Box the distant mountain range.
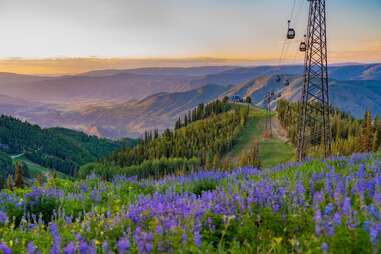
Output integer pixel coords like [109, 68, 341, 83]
[222, 75, 381, 118]
[0, 63, 379, 138]
[15, 84, 227, 138]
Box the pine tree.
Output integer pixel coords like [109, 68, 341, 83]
[15, 162, 24, 188]
[175, 117, 182, 129]
[374, 115, 381, 151]
[361, 111, 374, 152]
[0, 177, 4, 190]
[7, 175, 13, 191]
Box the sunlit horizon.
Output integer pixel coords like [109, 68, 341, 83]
[0, 0, 379, 75]
[0, 55, 379, 76]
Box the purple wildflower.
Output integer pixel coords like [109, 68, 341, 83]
[0, 211, 8, 224]
[0, 243, 11, 254]
[49, 223, 60, 254]
[333, 212, 341, 225]
[117, 239, 129, 254]
[324, 203, 334, 216]
[63, 242, 75, 254]
[342, 197, 352, 216]
[78, 240, 88, 254]
[369, 223, 381, 244]
[321, 242, 328, 253]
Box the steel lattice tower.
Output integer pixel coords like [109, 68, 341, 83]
[296, 0, 330, 161]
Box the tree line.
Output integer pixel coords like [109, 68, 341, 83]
[276, 99, 381, 156]
[80, 100, 251, 179]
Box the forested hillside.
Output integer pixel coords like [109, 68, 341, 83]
[0, 115, 135, 177]
[80, 100, 252, 179]
[276, 100, 381, 156]
[0, 152, 12, 177]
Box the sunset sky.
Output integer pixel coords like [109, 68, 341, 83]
[0, 0, 380, 75]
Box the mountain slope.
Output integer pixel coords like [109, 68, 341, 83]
[0, 64, 379, 104]
[0, 64, 379, 138]
[190, 64, 381, 88]
[223, 75, 381, 118]
[17, 84, 228, 138]
[0, 73, 197, 103]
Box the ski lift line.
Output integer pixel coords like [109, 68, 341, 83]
[279, 0, 296, 64]
[291, 0, 306, 27]
[278, 0, 303, 67]
[289, 0, 297, 20]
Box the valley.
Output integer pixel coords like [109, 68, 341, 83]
[0, 64, 380, 139]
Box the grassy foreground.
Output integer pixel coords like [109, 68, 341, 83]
[0, 152, 380, 253]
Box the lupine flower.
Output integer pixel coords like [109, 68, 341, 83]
[369, 223, 381, 244]
[117, 239, 129, 254]
[314, 209, 322, 236]
[0, 211, 8, 224]
[0, 243, 11, 254]
[102, 241, 110, 254]
[49, 223, 61, 254]
[78, 240, 88, 254]
[333, 212, 341, 225]
[321, 242, 328, 253]
[63, 242, 75, 254]
[342, 197, 352, 216]
[324, 203, 334, 216]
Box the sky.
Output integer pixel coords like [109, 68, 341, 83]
[0, 0, 380, 75]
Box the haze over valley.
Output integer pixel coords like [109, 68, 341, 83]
[0, 63, 380, 138]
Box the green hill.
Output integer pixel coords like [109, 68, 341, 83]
[0, 115, 136, 177]
[0, 151, 13, 177]
[80, 100, 295, 179]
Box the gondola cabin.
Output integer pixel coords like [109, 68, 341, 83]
[299, 42, 306, 52]
[287, 20, 295, 39]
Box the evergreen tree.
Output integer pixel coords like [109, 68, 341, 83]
[15, 162, 24, 188]
[175, 117, 182, 129]
[374, 115, 381, 151]
[7, 175, 13, 191]
[0, 177, 4, 190]
[245, 96, 252, 104]
[361, 111, 374, 152]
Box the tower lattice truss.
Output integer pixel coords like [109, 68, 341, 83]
[297, 0, 331, 161]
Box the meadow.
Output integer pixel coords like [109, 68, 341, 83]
[0, 152, 380, 253]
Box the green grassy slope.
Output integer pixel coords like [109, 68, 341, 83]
[224, 104, 295, 168]
[12, 155, 69, 179]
